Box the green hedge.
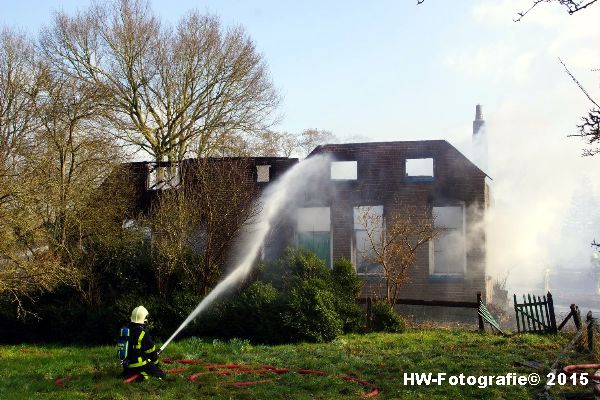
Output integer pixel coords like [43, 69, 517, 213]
[369, 301, 405, 333]
[0, 248, 364, 345]
[194, 249, 363, 344]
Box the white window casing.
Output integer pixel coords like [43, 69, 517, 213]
[353, 206, 384, 275]
[257, 165, 270, 182]
[430, 204, 466, 276]
[297, 207, 331, 232]
[406, 158, 434, 178]
[330, 161, 358, 180]
[296, 207, 332, 268]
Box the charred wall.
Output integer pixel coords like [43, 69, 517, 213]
[308, 140, 487, 303]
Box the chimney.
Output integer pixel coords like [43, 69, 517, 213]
[472, 104, 488, 172]
[473, 104, 485, 137]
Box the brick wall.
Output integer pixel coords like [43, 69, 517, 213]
[309, 140, 487, 303]
[121, 144, 486, 304]
[124, 157, 299, 214]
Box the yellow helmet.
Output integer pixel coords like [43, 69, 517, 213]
[131, 305, 149, 324]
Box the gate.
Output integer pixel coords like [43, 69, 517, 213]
[513, 292, 557, 333]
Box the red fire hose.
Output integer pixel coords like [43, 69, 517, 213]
[53, 377, 70, 387]
[563, 364, 600, 381]
[53, 357, 379, 397]
[119, 358, 380, 398]
[563, 364, 600, 396]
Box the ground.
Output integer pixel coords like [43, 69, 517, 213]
[0, 329, 595, 399]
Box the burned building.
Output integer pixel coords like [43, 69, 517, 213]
[120, 111, 488, 320]
[288, 140, 488, 307]
[121, 157, 298, 214]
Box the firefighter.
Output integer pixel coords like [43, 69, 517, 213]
[122, 305, 166, 381]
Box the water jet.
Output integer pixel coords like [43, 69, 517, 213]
[159, 155, 330, 352]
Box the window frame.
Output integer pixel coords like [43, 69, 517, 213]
[352, 205, 385, 276]
[429, 203, 467, 277]
[256, 164, 271, 183]
[405, 158, 434, 182]
[296, 207, 332, 268]
[330, 161, 358, 181]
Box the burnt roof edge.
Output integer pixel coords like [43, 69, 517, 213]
[307, 140, 492, 180]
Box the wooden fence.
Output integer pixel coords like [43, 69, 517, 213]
[358, 292, 484, 331]
[513, 292, 557, 333]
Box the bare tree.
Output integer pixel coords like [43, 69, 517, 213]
[30, 66, 130, 305]
[418, 0, 599, 157]
[150, 158, 259, 296]
[511, 8, 600, 156]
[209, 131, 252, 157]
[249, 130, 300, 157]
[558, 59, 600, 155]
[0, 25, 132, 312]
[279, 132, 301, 157]
[73, 168, 139, 306]
[32, 69, 121, 247]
[298, 128, 337, 158]
[250, 129, 369, 158]
[416, 0, 598, 20]
[149, 187, 201, 298]
[250, 130, 282, 157]
[355, 202, 437, 305]
[41, 0, 279, 178]
[513, 0, 598, 21]
[0, 28, 41, 204]
[0, 28, 76, 314]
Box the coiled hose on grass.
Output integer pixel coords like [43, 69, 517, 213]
[121, 358, 379, 398]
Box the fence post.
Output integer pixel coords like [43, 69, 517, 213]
[524, 294, 533, 331]
[366, 297, 372, 330]
[571, 304, 582, 330]
[587, 311, 594, 353]
[547, 292, 557, 333]
[477, 292, 484, 332]
[514, 294, 520, 333]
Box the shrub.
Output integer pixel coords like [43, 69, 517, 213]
[280, 278, 343, 343]
[196, 248, 362, 344]
[193, 281, 282, 342]
[369, 301, 405, 333]
[331, 258, 363, 333]
[0, 248, 364, 346]
[260, 247, 332, 290]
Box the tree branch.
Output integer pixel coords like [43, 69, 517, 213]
[515, 0, 598, 21]
[559, 58, 600, 109]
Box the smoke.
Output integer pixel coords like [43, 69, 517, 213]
[456, 106, 600, 303]
[471, 125, 488, 174]
[437, 0, 600, 306]
[160, 154, 331, 351]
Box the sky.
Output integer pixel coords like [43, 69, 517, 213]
[2, 0, 600, 295]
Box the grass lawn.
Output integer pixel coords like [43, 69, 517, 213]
[0, 329, 594, 399]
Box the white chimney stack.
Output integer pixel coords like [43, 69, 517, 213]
[472, 104, 488, 173]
